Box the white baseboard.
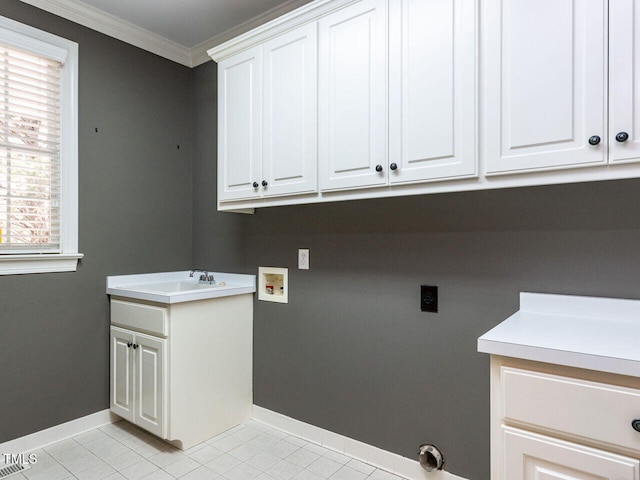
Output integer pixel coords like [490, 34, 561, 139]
[0, 409, 118, 455]
[252, 405, 468, 480]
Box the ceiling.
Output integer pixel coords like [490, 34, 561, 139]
[18, 0, 315, 67]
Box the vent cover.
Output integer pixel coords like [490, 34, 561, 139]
[0, 462, 30, 479]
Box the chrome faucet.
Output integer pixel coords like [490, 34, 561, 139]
[189, 269, 215, 284]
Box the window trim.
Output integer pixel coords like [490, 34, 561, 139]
[0, 16, 82, 275]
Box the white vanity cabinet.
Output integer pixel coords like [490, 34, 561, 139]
[217, 23, 317, 202]
[110, 324, 165, 438]
[109, 294, 253, 450]
[479, 293, 640, 480]
[483, 0, 640, 175]
[491, 358, 640, 480]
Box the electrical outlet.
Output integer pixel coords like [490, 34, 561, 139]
[421, 285, 438, 313]
[298, 248, 309, 270]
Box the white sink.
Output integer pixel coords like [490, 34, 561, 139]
[129, 281, 220, 293]
[107, 271, 256, 304]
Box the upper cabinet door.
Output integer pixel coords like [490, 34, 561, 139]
[389, 0, 477, 184]
[319, 0, 388, 191]
[218, 46, 262, 201]
[483, 0, 606, 175]
[609, 0, 640, 164]
[263, 23, 318, 197]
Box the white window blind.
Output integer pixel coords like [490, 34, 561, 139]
[0, 42, 61, 253]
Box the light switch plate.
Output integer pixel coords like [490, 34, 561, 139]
[298, 249, 309, 270]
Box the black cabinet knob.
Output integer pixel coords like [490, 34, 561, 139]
[261, 180, 268, 187]
[632, 419, 640, 433]
[127, 342, 132, 348]
[616, 132, 629, 143]
[390, 163, 398, 171]
[375, 164, 383, 172]
[588, 135, 601, 146]
[252, 182, 259, 188]
[132, 344, 139, 350]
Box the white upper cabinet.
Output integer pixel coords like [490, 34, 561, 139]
[609, 0, 640, 164]
[318, 0, 388, 191]
[263, 23, 318, 196]
[483, 0, 607, 174]
[389, 0, 477, 184]
[218, 23, 317, 202]
[210, 0, 640, 211]
[217, 46, 262, 201]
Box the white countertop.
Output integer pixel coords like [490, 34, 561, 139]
[478, 292, 640, 378]
[107, 271, 256, 304]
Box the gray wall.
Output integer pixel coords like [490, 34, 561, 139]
[0, 1, 193, 443]
[193, 59, 640, 480]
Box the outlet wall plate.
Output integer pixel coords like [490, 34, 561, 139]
[298, 248, 309, 270]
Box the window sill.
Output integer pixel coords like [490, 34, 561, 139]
[0, 253, 84, 275]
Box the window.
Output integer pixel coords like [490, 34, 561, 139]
[0, 16, 81, 274]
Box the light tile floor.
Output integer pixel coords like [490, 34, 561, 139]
[6, 420, 407, 480]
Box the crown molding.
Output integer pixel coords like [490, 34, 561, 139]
[17, 0, 318, 68]
[18, 0, 193, 66]
[207, 0, 358, 62]
[191, 0, 313, 67]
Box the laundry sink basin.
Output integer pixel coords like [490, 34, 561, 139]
[129, 281, 220, 293]
[107, 271, 256, 304]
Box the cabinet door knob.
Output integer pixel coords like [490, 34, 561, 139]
[588, 135, 601, 146]
[616, 131, 629, 143]
[252, 182, 259, 188]
[127, 342, 132, 348]
[132, 344, 139, 350]
[375, 164, 383, 172]
[390, 163, 398, 171]
[261, 180, 268, 187]
[632, 419, 640, 433]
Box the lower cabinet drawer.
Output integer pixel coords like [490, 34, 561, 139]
[111, 299, 168, 337]
[502, 367, 640, 452]
[504, 426, 639, 480]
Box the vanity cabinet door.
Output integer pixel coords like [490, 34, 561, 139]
[110, 327, 134, 423]
[133, 332, 165, 438]
[483, 0, 606, 174]
[218, 45, 263, 201]
[318, 0, 388, 191]
[110, 326, 165, 438]
[388, 0, 477, 184]
[504, 427, 639, 480]
[262, 23, 318, 197]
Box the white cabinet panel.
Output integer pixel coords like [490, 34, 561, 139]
[389, 0, 476, 183]
[110, 327, 134, 423]
[110, 326, 166, 439]
[483, 0, 606, 174]
[502, 367, 640, 453]
[218, 46, 262, 201]
[609, 0, 640, 164]
[134, 333, 165, 438]
[319, 0, 387, 191]
[504, 427, 639, 480]
[263, 23, 317, 196]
